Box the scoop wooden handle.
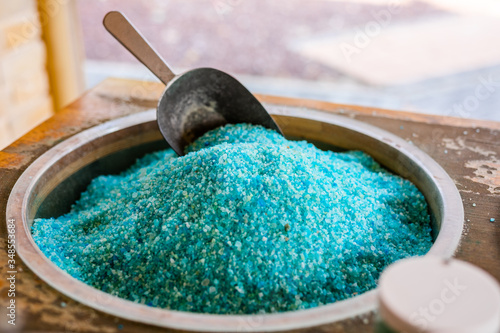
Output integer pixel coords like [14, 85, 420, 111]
[103, 11, 176, 85]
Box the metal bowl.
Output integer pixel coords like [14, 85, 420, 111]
[6, 108, 464, 332]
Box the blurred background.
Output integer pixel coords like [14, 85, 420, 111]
[1, 0, 500, 149]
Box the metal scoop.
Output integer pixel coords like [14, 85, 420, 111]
[103, 11, 282, 156]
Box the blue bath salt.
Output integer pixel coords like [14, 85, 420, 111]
[32, 123, 432, 314]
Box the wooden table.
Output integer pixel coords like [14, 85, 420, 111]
[1, 78, 499, 332]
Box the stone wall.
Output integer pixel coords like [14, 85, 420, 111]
[0, 0, 53, 149]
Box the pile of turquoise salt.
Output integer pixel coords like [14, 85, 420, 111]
[32, 124, 432, 314]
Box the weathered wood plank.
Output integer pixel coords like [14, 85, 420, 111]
[0, 78, 497, 333]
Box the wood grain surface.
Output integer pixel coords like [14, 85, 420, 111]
[0, 78, 498, 333]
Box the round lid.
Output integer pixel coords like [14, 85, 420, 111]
[378, 256, 500, 333]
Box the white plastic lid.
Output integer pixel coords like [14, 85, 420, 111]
[378, 256, 500, 333]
